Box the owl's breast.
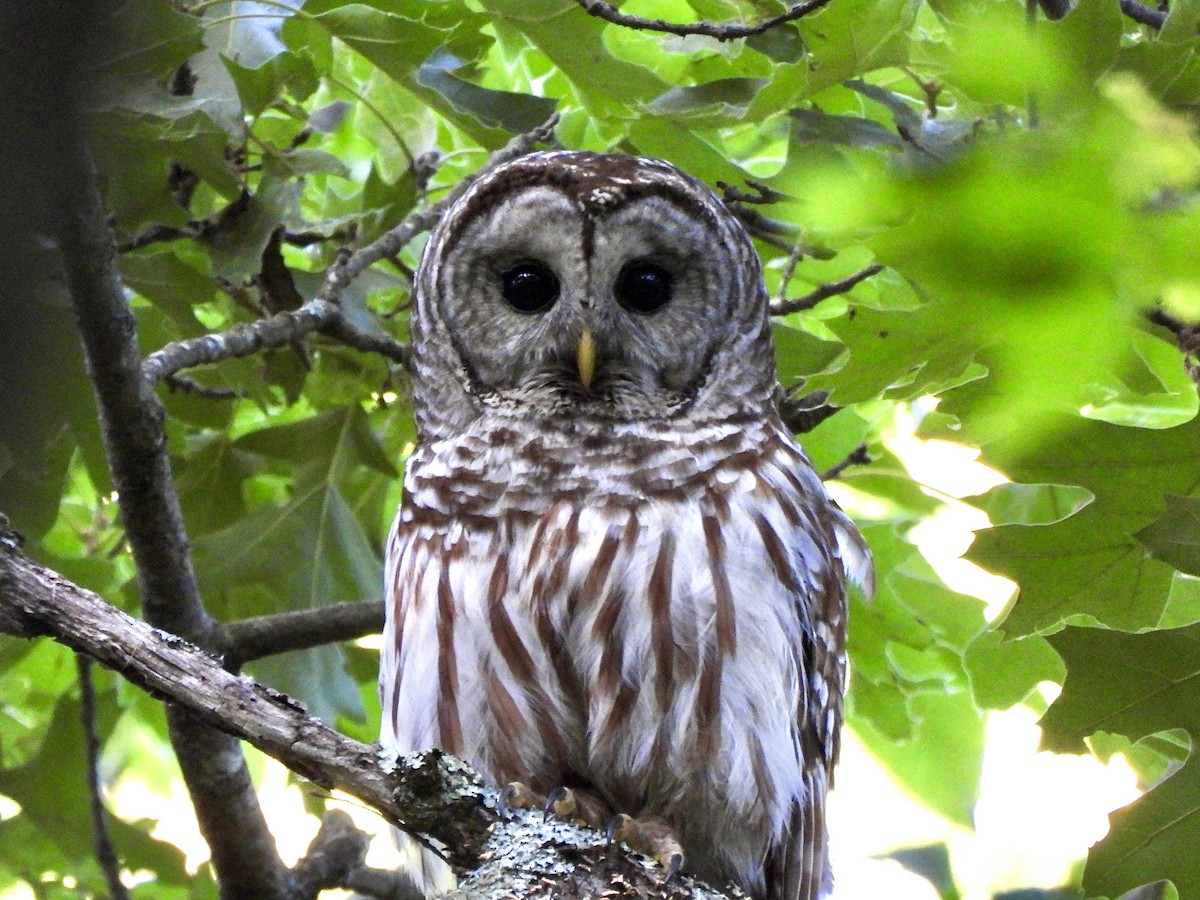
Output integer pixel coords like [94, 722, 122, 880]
[397, 411, 785, 525]
[382, 415, 860, 888]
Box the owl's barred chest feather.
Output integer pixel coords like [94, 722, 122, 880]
[381, 411, 851, 895]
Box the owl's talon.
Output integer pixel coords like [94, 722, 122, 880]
[605, 813, 632, 845]
[544, 786, 577, 822]
[664, 851, 683, 882]
[606, 813, 685, 879]
[498, 781, 541, 818]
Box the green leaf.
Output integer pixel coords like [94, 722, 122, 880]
[416, 48, 558, 133]
[194, 481, 382, 616]
[98, 0, 204, 78]
[485, 0, 666, 115]
[0, 682, 189, 885]
[1043, 624, 1200, 753]
[964, 630, 1064, 710]
[121, 251, 219, 337]
[968, 483, 1094, 527]
[233, 404, 396, 480]
[1137, 495, 1200, 577]
[788, 108, 905, 149]
[199, 173, 301, 284]
[1043, 624, 1200, 897]
[854, 688, 985, 826]
[970, 415, 1200, 634]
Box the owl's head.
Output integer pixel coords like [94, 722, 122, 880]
[408, 151, 777, 440]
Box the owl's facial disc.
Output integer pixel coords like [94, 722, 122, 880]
[417, 152, 773, 427]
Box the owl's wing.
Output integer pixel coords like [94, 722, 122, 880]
[766, 766, 829, 900]
[764, 444, 872, 900]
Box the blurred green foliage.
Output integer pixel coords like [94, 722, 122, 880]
[0, 0, 1198, 896]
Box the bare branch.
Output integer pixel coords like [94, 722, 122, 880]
[218, 599, 385, 670]
[573, 0, 835, 41]
[78, 655, 130, 900]
[0, 539, 741, 900]
[290, 810, 370, 900]
[50, 133, 290, 896]
[343, 866, 423, 900]
[1119, 0, 1166, 28]
[770, 264, 885, 316]
[142, 302, 339, 385]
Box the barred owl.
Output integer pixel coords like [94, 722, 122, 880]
[380, 151, 871, 899]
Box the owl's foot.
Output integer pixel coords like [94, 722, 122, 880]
[607, 813, 684, 880]
[499, 783, 614, 829]
[498, 781, 544, 818]
[543, 786, 611, 828]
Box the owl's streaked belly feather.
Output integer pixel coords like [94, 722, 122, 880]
[380, 413, 850, 895]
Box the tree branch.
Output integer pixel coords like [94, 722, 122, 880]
[78, 654, 130, 900]
[217, 599, 385, 670]
[820, 443, 872, 481]
[49, 131, 290, 896]
[573, 0, 835, 41]
[1119, 0, 1166, 29]
[0, 537, 741, 900]
[770, 264, 885, 316]
[142, 301, 343, 385]
[289, 810, 370, 900]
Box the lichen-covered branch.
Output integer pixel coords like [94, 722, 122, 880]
[573, 0, 834, 40]
[0, 536, 740, 900]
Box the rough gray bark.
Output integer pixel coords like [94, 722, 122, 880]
[48, 131, 290, 897]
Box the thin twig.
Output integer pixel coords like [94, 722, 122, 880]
[821, 443, 872, 481]
[1146, 307, 1185, 335]
[218, 599, 385, 670]
[77, 655, 130, 900]
[1119, 0, 1166, 28]
[164, 373, 243, 400]
[573, 0, 835, 40]
[770, 264, 885, 316]
[115, 223, 194, 252]
[774, 242, 808, 306]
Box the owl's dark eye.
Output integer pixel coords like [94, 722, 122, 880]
[501, 261, 560, 314]
[615, 261, 672, 315]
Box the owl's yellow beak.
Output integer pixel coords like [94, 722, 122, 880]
[576, 327, 596, 390]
